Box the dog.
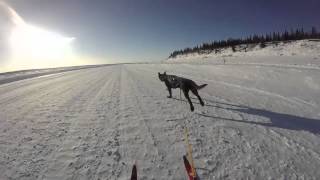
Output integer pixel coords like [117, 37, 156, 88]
[158, 72, 207, 111]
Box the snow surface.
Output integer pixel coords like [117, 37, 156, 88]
[1, 40, 320, 179]
[0, 65, 108, 85]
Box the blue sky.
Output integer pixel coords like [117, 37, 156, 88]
[2, 0, 320, 64]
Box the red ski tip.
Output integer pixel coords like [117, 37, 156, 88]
[183, 155, 198, 180]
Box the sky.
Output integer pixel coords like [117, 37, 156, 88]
[0, 0, 319, 72]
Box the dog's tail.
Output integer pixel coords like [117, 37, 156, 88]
[197, 84, 207, 90]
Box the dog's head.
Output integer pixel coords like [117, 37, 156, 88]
[158, 72, 167, 82]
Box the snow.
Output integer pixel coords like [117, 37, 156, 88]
[0, 65, 108, 85]
[167, 40, 320, 68]
[0, 40, 320, 179]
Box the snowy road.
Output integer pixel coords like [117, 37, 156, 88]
[0, 64, 320, 179]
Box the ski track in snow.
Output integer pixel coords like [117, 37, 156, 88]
[0, 64, 320, 180]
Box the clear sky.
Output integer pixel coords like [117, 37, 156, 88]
[0, 0, 319, 71]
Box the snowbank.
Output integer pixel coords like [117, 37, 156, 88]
[167, 40, 320, 68]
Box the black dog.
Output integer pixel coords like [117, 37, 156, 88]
[158, 72, 207, 111]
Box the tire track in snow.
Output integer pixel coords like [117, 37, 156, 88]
[0, 69, 94, 106]
[93, 66, 123, 179]
[0, 68, 114, 179]
[68, 71, 120, 180]
[118, 67, 167, 179]
[41, 67, 122, 180]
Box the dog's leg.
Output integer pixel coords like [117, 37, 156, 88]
[191, 89, 204, 106]
[167, 87, 172, 98]
[183, 89, 194, 111]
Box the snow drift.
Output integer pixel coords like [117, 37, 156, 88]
[167, 40, 320, 68]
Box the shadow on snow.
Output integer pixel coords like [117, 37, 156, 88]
[171, 97, 320, 135]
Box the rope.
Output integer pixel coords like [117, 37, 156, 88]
[180, 88, 182, 104]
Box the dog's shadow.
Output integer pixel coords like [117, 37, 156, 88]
[171, 97, 216, 108]
[171, 97, 320, 135]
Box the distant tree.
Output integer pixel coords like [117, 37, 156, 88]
[260, 42, 266, 48]
[311, 26, 317, 38]
[231, 45, 236, 52]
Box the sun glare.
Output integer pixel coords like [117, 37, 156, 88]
[0, 2, 95, 72]
[9, 23, 76, 69]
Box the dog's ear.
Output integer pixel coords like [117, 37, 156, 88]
[158, 72, 160, 75]
[164, 71, 166, 75]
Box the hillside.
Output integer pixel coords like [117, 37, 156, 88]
[166, 40, 320, 67]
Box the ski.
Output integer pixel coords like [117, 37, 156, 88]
[131, 164, 137, 180]
[184, 127, 198, 180]
[183, 155, 198, 180]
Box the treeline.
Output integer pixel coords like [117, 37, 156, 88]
[169, 27, 320, 58]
